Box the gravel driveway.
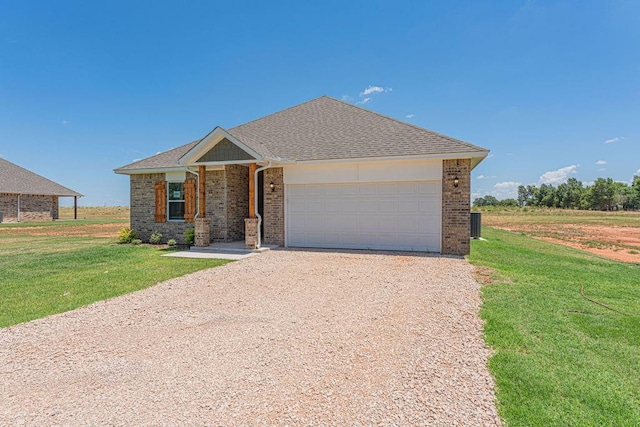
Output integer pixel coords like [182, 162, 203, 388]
[0, 250, 500, 426]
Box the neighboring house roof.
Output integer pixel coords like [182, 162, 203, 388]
[115, 95, 488, 173]
[0, 157, 82, 197]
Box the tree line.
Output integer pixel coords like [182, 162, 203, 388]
[474, 176, 640, 211]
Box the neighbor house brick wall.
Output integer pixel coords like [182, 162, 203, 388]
[225, 164, 249, 241]
[0, 194, 18, 222]
[130, 173, 193, 243]
[52, 196, 59, 220]
[0, 193, 56, 222]
[441, 159, 471, 256]
[263, 167, 284, 246]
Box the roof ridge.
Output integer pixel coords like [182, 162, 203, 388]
[323, 95, 487, 152]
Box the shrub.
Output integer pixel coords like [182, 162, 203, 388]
[131, 239, 142, 245]
[167, 238, 177, 247]
[117, 227, 137, 244]
[184, 228, 195, 245]
[149, 231, 163, 245]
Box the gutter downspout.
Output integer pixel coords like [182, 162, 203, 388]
[17, 194, 21, 222]
[254, 162, 272, 249]
[184, 167, 199, 220]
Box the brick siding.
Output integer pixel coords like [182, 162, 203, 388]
[0, 193, 56, 222]
[130, 166, 250, 244]
[225, 164, 249, 241]
[441, 159, 471, 255]
[263, 167, 285, 246]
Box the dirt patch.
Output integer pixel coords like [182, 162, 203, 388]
[494, 224, 640, 264]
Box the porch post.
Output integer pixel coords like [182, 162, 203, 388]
[198, 165, 206, 217]
[245, 163, 258, 248]
[74, 196, 77, 220]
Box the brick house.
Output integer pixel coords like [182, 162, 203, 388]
[115, 96, 489, 255]
[0, 158, 82, 222]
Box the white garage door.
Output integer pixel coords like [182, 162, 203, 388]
[286, 181, 441, 251]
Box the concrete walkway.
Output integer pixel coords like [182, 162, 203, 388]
[162, 241, 278, 260]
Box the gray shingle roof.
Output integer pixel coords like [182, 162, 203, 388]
[0, 158, 82, 197]
[115, 96, 488, 172]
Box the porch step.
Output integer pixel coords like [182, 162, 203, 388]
[189, 241, 277, 254]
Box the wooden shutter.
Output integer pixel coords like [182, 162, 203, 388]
[184, 179, 196, 223]
[154, 181, 166, 223]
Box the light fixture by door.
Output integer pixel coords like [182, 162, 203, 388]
[453, 176, 459, 188]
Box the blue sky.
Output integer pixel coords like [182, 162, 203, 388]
[1, 0, 638, 205]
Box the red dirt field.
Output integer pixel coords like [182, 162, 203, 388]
[492, 224, 640, 264]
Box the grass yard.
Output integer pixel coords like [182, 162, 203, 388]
[0, 216, 228, 328]
[470, 227, 640, 426]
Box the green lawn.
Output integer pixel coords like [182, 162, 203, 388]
[470, 228, 640, 426]
[0, 221, 228, 328]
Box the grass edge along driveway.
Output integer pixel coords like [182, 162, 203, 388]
[0, 228, 228, 328]
[469, 227, 640, 427]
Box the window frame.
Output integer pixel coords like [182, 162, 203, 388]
[167, 181, 186, 222]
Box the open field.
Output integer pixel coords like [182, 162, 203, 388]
[58, 205, 130, 220]
[470, 228, 640, 426]
[0, 215, 227, 328]
[477, 208, 640, 263]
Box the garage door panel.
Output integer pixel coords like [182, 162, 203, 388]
[287, 181, 441, 252]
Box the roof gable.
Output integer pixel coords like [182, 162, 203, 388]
[196, 138, 255, 162]
[0, 158, 82, 197]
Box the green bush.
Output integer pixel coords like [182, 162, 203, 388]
[184, 228, 195, 245]
[167, 238, 177, 247]
[117, 227, 137, 244]
[149, 231, 163, 245]
[131, 239, 142, 245]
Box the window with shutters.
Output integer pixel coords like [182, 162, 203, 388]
[167, 182, 185, 221]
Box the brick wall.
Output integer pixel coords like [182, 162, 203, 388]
[130, 173, 192, 243]
[0, 193, 56, 222]
[205, 170, 227, 241]
[0, 194, 18, 222]
[129, 166, 251, 243]
[263, 167, 285, 246]
[441, 159, 471, 255]
[225, 164, 249, 241]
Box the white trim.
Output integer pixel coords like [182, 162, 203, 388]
[178, 127, 263, 165]
[114, 165, 225, 175]
[288, 151, 489, 166]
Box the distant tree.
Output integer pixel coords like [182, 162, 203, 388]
[500, 198, 519, 207]
[586, 178, 616, 210]
[556, 178, 584, 209]
[630, 176, 640, 210]
[517, 185, 535, 206]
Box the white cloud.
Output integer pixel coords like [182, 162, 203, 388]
[595, 160, 607, 165]
[340, 95, 352, 102]
[538, 165, 579, 185]
[406, 114, 415, 119]
[605, 136, 624, 144]
[132, 158, 141, 162]
[491, 181, 522, 199]
[356, 97, 371, 105]
[360, 86, 384, 96]
[476, 175, 496, 180]
[599, 168, 607, 171]
[62, 120, 69, 125]
[636, 169, 640, 176]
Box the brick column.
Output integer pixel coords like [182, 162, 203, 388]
[441, 159, 471, 255]
[194, 217, 211, 247]
[245, 218, 258, 248]
[263, 168, 285, 246]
